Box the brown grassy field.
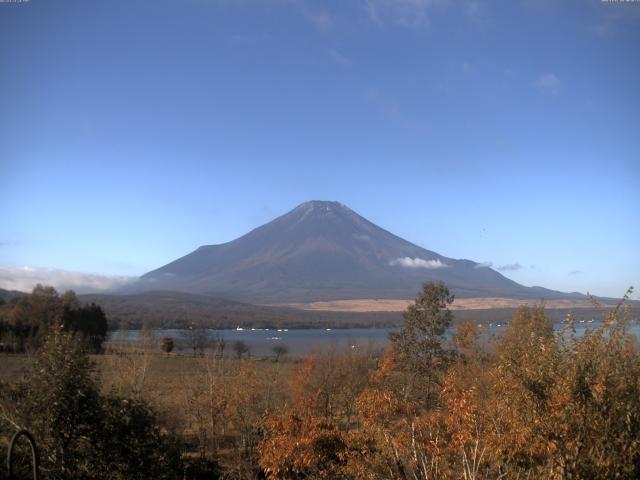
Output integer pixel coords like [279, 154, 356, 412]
[274, 297, 619, 312]
[0, 354, 33, 383]
[0, 350, 297, 477]
[0, 352, 294, 411]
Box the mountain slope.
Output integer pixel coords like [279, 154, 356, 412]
[0, 288, 27, 303]
[136, 201, 582, 303]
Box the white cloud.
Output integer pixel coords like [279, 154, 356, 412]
[464, 0, 490, 26]
[284, 0, 335, 31]
[364, 0, 448, 27]
[0, 266, 137, 294]
[363, 0, 488, 28]
[302, 9, 334, 30]
[534, 73, 562, 94]
[328, 49, 352, 66]
[474, 261, 493, 269]
[497, 263, 524, 271]
[390, 257, 448, 269]
[362, 87, 428, 132]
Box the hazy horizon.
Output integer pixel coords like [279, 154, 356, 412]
[1, 1, 638, 298]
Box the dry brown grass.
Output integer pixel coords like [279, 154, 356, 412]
[0, 351, 293, 402]
[0, 350, 296, 476]
[273, 297, 616, 312]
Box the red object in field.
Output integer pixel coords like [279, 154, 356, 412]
[160, 337, 174, 353]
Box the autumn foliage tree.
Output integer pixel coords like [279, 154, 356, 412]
[484, 294, 640, 479]
[259, 349, 376, 479]
[388, 281, 454, 408]
[342, 282, 457, 478]
[259, 283, 639, 480]
[439, 292, 640, 480]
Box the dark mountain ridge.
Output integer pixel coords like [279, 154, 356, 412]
[135, 201, 585, 303]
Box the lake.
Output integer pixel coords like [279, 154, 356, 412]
[107, 320, 640, 356]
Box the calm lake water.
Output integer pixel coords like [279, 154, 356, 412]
[107, 321, 640, 356]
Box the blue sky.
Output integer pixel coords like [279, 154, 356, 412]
[0, 0, 638, 298]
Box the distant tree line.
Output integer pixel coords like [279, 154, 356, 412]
[0, 284, 108, 353]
